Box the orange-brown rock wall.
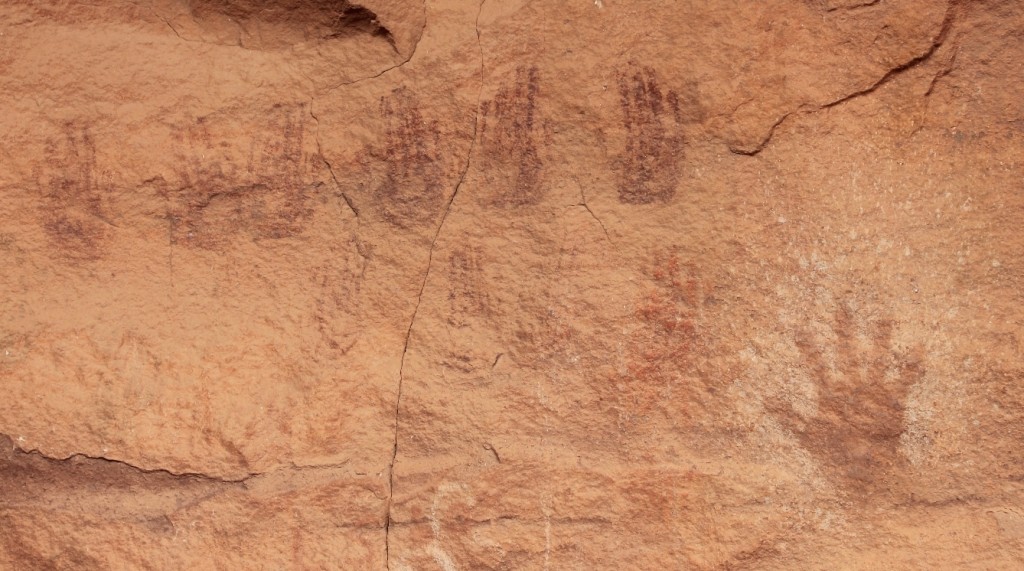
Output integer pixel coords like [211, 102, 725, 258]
[2, 0, 1024, 568]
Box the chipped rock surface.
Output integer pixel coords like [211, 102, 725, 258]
[1, 0, 1024, 568]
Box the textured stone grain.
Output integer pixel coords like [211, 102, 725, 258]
[2, 0, 1024, 569]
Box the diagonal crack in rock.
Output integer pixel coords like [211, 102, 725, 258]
[731, 0, 962, 156]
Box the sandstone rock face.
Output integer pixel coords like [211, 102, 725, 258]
[2, 0, 1023, 568]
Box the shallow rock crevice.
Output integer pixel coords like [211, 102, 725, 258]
[731, 0, 963, 155]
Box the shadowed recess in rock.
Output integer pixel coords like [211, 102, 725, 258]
[173, 0, 395, 51]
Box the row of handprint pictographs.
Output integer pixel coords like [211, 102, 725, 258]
[35, 103, 322, 258]
[370, 63, 691, 227]
[34, 62, 690, 255]
[167, 103, 316, 248]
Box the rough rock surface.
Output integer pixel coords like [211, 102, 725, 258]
[2, 0, 1024, 568]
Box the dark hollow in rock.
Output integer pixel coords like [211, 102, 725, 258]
[185, 0, 395, 50]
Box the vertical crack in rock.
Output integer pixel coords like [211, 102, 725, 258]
[309, 98, 360, 219]
[908, 44, 960, 139]
[731, 0, 962, 155]
[924, 45, 959, 97]
[572, 174, 613, 245]
[383, 2, 487, 568]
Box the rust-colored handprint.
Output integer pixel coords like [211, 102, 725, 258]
[616, 65, 685, 205]
[771, 304, 925, 492]
[39, 123, 109, 261]
[479, 65, 545, 207]
[374, 87, 445, 227]
[170, 103, 315, 247]
[446, 246, 489, 327]
[599, 253, 709, 429]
